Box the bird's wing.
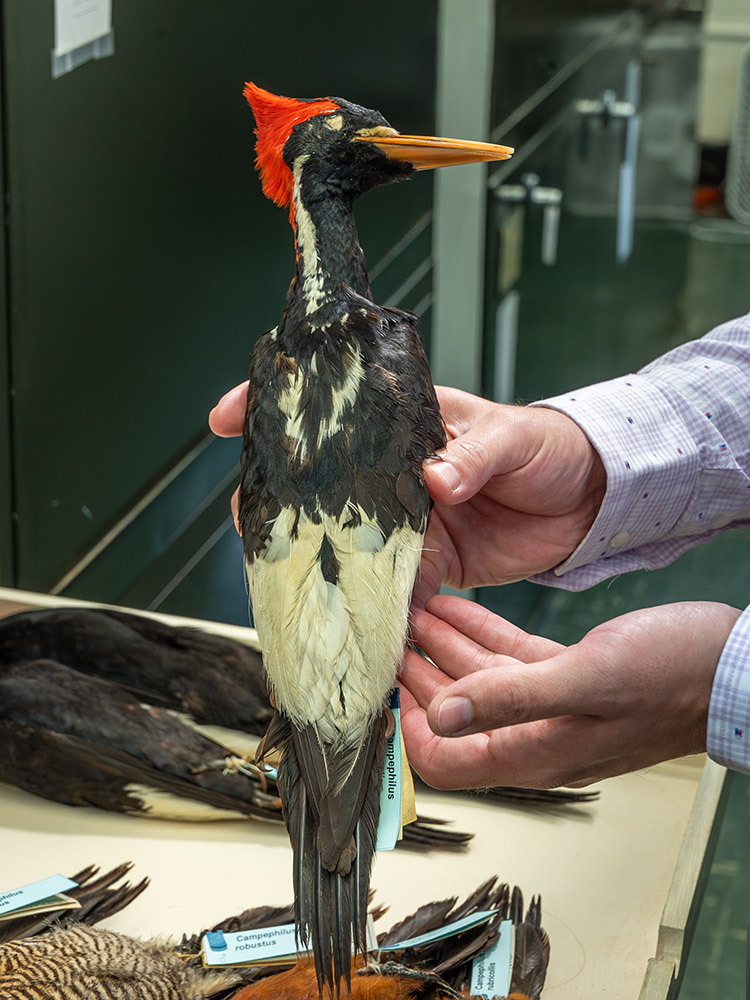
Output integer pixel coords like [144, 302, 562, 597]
[0, 607, 271, 734]
[510, 894, 550, 1000]
[0, 659, 282, 822]
[0, 718, 280, 822]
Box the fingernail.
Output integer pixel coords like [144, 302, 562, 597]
[430, 459, 461, 493]
[437, 696, 473, 734]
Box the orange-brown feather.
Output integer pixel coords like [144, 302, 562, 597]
[231, 957, 535, 1000]
[231, 959, 424, 1000]
[243, 83, 338, 217]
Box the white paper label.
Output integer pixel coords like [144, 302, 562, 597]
[54, 0, 112, 57]
[202, 923, 299, 966]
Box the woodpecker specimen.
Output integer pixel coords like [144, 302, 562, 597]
[0, 657, 284, 822]
[0, 627, 470, 847]
[3, 871, 548, 1000]
[238, 84, 512, 996]
[0, 864, 225, 1000]
[0, 606, 272, 734]
[226, 879, 549, 1000]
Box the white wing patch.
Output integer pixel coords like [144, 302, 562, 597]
[123, 784, 247, 822]
[316, 349, 364, 447]
[247, 504, 422, 743]
[277, 347, 365, 461]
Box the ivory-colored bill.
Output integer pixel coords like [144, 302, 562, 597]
[356, 132, 514, 170]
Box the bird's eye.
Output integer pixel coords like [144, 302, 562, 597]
[322, 114, 344, 131]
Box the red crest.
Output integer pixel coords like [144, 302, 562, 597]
[244, 83, 338, 216]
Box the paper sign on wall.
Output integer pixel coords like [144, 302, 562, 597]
[52, 0, 114, 78]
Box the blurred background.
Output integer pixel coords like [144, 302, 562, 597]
[0, 1, 749, 995]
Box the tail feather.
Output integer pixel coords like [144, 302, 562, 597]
[510, 892, 550, 1000]
[267, 709, 387, 997]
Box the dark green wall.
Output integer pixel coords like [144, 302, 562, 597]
[0, 1, 437, 594]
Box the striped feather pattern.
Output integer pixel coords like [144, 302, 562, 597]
[0, 925, 238, 1000]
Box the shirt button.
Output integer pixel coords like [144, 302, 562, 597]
[610, 531, 631, 547]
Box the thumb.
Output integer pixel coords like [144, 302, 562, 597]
[425, 430, 505, 504]
[427, 647, 597, 736]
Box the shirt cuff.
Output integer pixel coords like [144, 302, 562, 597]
[707, 605, 750, 774]
[529, 373, 701, 585]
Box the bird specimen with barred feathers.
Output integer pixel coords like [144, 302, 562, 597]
[1, 865, 549, 1000]
[0, 863, 238, 1000]
[237, 83, 512, 997]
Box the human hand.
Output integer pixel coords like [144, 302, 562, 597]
[208, 381, 249, 531]
[414, 387, 606, 605]
[209, 383, 607, 581]
[399, 595, 742, 789]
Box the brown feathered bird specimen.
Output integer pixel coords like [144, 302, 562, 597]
[0, 864, 237, 1000]
[0, 863, 148, 946]
[0, 863, 239, 1000]
[192, 878, 549, 1000]
[1, 868, 549, 1000]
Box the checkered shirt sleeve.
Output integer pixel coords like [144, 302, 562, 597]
[525, 311, 750, 773]
[707, 607, 750, 773]
[529, 311, 750, 591]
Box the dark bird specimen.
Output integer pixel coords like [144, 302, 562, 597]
[0, 640, 469, 847]
[0, 606, 272, 734]
[0, 657, 284, 822]
[219, 878, 549, 1000]
[2, 869, 548, 1000]
[238, 83, 512, 997]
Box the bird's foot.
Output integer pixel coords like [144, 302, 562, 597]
[358, 960, 461, 998]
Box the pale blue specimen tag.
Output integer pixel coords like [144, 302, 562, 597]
[375, 688, 402, 852]
[0, 874, 78, 919]
[378, 909, 496, 952]
[202, 919, 379, 968]
[202, 922, 299, 967]
[470, 918, 514, 998]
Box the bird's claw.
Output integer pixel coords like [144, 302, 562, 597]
[358, 960, 461, 998]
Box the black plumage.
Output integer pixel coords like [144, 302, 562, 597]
[0, 607, 271, 733]
[235, 83, 515, 998]
[0, 658, 281, 821]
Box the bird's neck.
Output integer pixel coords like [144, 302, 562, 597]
[290, 162, 371, 319]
